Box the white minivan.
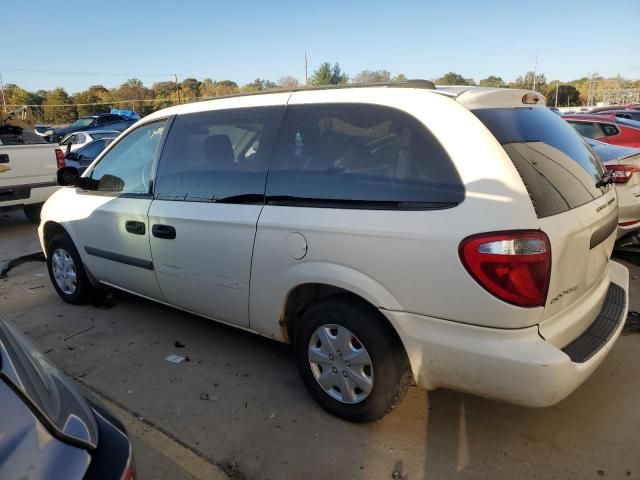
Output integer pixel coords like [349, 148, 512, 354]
[40, 83, 629, 422]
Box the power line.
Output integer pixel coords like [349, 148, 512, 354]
[0, 66, 185, 78]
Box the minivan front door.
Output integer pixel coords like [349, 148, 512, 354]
[148, 101, 286, 327]
[71, 119, 168, 300]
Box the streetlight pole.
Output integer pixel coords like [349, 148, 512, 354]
[0, 72, 6, 113]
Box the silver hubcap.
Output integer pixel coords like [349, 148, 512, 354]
[308, 324, 374, 404]
[52, 248, 77, 295]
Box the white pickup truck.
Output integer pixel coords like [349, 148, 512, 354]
[0, 116, 62, 223]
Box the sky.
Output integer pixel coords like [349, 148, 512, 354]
[3, 0, 639, 94]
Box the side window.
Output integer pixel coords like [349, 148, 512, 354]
[90, 120, 166, 194]
[154, 106, 283, 202]
[74, 133, 85, 144]
[266, 103, 464, 207]
[78, 140, 106, 159]
[599, 123, 620, 137]
[569, 121, 602, 139]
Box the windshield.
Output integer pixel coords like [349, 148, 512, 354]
[70, 117, 95, 128]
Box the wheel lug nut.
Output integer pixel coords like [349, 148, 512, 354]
[332, 367, 337, 373]
[342, 371, 348, 377]
[329, 354, 334, 361]
[337, 350, 342, 356]
[345, 361, 351, 367]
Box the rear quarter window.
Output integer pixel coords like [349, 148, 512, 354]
[266, 103, 464, 209]
[474, 108, 608, 218]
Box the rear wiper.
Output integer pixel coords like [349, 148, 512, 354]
[595, 171, 615, 189]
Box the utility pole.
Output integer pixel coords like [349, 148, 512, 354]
[0, 72, 6, 113]
[174, 74, 182, 105]
[532, 49, 539, 91]
[555, 80, 559, 107]
[304, 52, 308, 85]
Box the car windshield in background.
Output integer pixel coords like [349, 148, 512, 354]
[585, 138, 640, 163]
[473, 107, 607, 218]
[70, 117, 95, 128]
[91, 132, 118, 139]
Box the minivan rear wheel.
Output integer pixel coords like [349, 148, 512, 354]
[294, 297, 412, 422]
[47, 233, 96, 304]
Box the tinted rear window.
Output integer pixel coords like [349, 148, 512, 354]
[266, 103, 464, 209]
[473, 107, 608, 218]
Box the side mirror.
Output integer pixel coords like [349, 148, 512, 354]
[57, 166, 80, 186]
[65, 142, 71, 155]
[66, 151, 78, 160]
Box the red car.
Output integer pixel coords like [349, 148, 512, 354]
[563, 114, 640, 148]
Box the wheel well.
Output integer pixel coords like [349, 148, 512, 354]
[281, 283, 403, 348]
[42, 222, 67, 254]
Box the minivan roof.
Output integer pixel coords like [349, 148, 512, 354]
[143, 82, 544, 122]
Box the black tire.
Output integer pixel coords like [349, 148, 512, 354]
[294, 296, 412, 422]
[23, 203, 43, 224]
[46, 232, 96, 304]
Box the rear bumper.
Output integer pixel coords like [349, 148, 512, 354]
[382, 260, 629, 407]
[0, 183, 58, 207]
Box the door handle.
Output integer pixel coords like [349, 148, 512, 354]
[125, 220, 145, 235]
[0, 154, 9, 163]
[152, 224, 176, 239]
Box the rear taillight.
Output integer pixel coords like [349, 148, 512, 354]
[605, 164, 640, 183]
[120, 454, 135, 480]
[459, 230, 551, 307]
[55, 148, 65, 169]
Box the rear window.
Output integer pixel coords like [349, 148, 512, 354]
[474, 107, 608, 218]
[266, 103, 464, 209]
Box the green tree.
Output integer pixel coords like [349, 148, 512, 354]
[43, 88, 76, 124]
[180, 78, 201, 98]
[311, 62, 348, 86]
[354, 70, 391, 84]
[113, 78, 154, 115]
[479, 75, 506, 88]
[392, 73, 408, 82]
[510, 71, 547, 92]
[545, 83, 581, 107]
[435, 72, 471, 86]
[200, 79, 239, 97]
[242, 78, 277, 92]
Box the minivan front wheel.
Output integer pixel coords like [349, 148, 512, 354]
[294, 297, 412, 422]
[47, 233, 96, 304]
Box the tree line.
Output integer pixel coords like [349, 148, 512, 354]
[2, 62, 638, 125]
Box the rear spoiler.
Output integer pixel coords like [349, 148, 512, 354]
[436, 87, 547, 110]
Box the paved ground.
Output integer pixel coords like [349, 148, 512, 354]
[1, 209, 639, 480]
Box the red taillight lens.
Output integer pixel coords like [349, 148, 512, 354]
[459, 230, 551, 307]
[120, 455, 135, 480]
[605, 164, 640, 183]
[55, 148, 65, 169]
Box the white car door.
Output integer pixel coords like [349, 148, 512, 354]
[147, 98, 286, 327]
[69, 119, 169, 300]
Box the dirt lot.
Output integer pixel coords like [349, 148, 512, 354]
[1, 209, 639, 480]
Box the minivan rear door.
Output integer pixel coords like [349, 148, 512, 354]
[148, 98, 286, 328]
[473, 106, 617, 342]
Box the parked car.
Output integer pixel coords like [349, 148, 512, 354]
[34, 124, 52, 137]
[41, 84, 629, 422]
[0, 315, 134, 479]
[49, 114, 137, 143]
[563, 113, 640, 148]
[65, 138, 116, 173]
[0, 122, 63, 223]
[597, 109, 640, 122]
[59, 130, 120, 153]
[590, 104, 640, 114]
[585, 138, 640, 238]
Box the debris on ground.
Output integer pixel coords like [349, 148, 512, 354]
[63, 325, 95, 341]
[174, 340, 185, 348]
[624, 311, 640, 335]
[200, 392, 210, 400]
[165, 354, 187, 364]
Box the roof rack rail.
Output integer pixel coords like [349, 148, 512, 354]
[194, 79, 437, 104]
